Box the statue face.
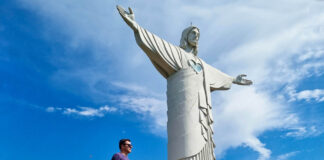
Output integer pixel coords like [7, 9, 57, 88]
[187, 28, 199, 47]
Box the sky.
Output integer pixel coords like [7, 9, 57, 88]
[1, 0, 324, 160]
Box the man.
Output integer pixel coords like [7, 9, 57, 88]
[111, 139, 132, 160]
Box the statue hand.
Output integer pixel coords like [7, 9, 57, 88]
[116, 5, 137, 31]
[233, 74, 253, 85]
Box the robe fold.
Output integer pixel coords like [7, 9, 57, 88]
[134, 24, 234, 160]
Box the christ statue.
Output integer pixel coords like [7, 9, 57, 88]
[117, 6, 252, 160]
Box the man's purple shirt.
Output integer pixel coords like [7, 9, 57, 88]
[111, 152, 129, 160]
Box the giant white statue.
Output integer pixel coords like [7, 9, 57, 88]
[117, 6, 252, 160]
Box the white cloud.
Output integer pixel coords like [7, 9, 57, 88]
[46, 106, 56, 112]
[18, 0, 324, 159]
[276, 151, 299, 160]
[213, 87, 298, 159]
[46, 106, 63, 112]
[245, 137, 271, 160]
[286, 127, 307, 137]
[111, 82, 167, 136]
[46, 105, 117, 118]
[46, 81, 167, 135]
[298, 47, 324, 62]
[295, 89, 324, 102]
[111, 81, 163, 98]
[286, 126, 321, 138]
[119, 95, 167, 136]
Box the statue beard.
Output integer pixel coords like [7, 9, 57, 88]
[189, 42, 198, 56]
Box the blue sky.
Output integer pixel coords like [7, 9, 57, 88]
[1, 0, 324, 160]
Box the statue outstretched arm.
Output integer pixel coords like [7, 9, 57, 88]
[202, 61, 252, 91]
[117, 5, 138, 32]
[203, 62, 234, 91]
[116, 5, 184, 78]
[233, 74, 253, 85]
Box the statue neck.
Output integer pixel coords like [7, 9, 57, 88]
[185, 45, 198, 56]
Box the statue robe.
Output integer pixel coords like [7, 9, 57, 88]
[134, 24, 234, 160]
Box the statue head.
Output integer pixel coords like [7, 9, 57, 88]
[180, 26, 200, 55]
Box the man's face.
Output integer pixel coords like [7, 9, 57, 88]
[121, 141, 132, 154]
[187, 28, 199, 47]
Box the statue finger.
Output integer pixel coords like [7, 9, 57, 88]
[116, 5, 124, 13]
[117, 5, 126, 16]
[129, 7, 134, 14]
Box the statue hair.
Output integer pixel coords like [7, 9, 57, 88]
[179, 26, 200, 55]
